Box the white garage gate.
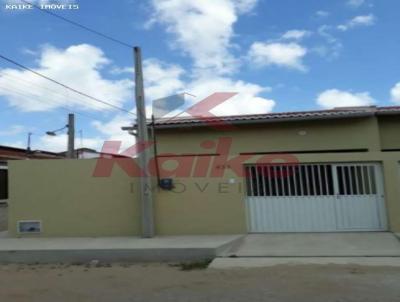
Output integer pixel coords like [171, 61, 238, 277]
[245, 163, 387, 232]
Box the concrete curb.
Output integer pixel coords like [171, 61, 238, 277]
[215, 235, 245, 256]
[0, 235, 243, 264]
[209, 257, 400, 269]
[0, 248, 218, 264]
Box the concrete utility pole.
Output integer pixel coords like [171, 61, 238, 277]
[67, 113, 75, 159]
[26, 132, 32, 153]
[134, 46, 155, 238]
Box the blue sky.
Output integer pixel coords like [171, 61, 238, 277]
[0, 0, 399, 152]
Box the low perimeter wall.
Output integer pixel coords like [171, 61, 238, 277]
[7, 152, 400, 237]
[8, 158, 247, 237]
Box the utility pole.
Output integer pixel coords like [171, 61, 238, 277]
[26, 132, 32, 154]
[67, 113, 75, 159]
[134, 47, 154, 238]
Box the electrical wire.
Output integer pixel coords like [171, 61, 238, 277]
[0, 53, 136, 116]
[5, 1, 156, 127]
[0, 71, 114, 112]
[0, 84, 104, 122]
[0, 75, 104, 119]
[21, 0, 135, 49]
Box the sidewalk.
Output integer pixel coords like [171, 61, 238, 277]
[0, 235, 242, 263]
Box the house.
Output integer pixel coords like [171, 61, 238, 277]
[58, 148, 131, 159]
[5, 105, 400, 237]
[0, 145, 61, 204]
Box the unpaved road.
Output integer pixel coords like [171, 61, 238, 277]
[0, 263, 400, 302]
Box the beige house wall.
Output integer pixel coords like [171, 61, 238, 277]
[8, 159, 141, 237]
[154, 152, 400, 235]
[7, 115, 400, 237]
[156, 117, 382, 154]
[379, 116, 400, 150]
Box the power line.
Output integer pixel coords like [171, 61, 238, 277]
[0, 53, 136, 116]
[21, 0, 134, 49]
[0, 71, 113, 112]
[0, 84, 105, 122]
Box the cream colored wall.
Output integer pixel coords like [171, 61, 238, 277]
[379, 116, 400, 150]
[8, 159, 141, 237]
[156, 117, 381, 155]
[154, 152, 400, 234]
[7, 153, 400, 237]
[381, 158, 400, 232]
[7, 116, 400, 236]
[155, 174, 247, 235]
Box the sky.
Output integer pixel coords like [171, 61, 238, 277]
[0, 0, 399, 153]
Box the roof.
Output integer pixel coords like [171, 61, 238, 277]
[0, 145, 62, 160]
[58, 148, 97, 155]
[58, 148, 131, 159]
[123, 105, 400, 130]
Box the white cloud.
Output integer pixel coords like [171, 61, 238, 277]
[347, 0, 365, 7]
[143, 59, 185, 101]
[316, 25, 343, 58]
[40, 69, 277, 153]
[0, 125, 25, 136]
[337, 14, 375, 31]
[149, 0, 259, 74]
[248, 42, 307, 71]
[88, 59, 185, 153]
[282, 30, 311, 41]
[235, 0, 258, 13]
[111, 59, 185, 104]
[145, 0, 274, 116]
[1, 140, 25, 149]
[390, 82, 400, 104]
[2, 0, 278, 151]
[113, 61, 275, 118]
[316, 10, 330, 17]
[37, 133, 103, 153]
[82, 59, 186, 150]
[92, 114, 134, 152]
[185, 75, 275, 116]
[316, 89, 375, 108]
[0, 44, 132, 112]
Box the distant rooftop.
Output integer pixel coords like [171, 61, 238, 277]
[0, 145, 62, 160]
[122, 105, 400, 130]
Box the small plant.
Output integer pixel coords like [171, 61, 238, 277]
[177, 259, 212, 271]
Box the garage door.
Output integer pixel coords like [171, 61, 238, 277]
[245, 163, 387, 232]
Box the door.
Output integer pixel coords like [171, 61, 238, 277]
[245, 163, 387, 232]
[0, 165, 7, 202]
[333, 164, 386, 230]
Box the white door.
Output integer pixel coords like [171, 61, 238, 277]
[245, 163, 387, 232]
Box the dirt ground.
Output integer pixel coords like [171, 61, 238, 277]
[0, 204, 7, 232]
[0, 263, 399, 302]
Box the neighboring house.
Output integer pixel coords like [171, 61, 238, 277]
[6, 105, 400, 237]
[59, 148, 130, 159]
[76, 148, 105, 159]
[0, 145, 61, 204]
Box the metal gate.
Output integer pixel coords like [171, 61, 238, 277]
[245, 163, 387, 232]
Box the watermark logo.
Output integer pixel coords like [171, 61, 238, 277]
[3, 0, 79, 10]
[93, 136, 299, 178]
[93, 92, 299, 179]
[153, 92, 238, 130]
